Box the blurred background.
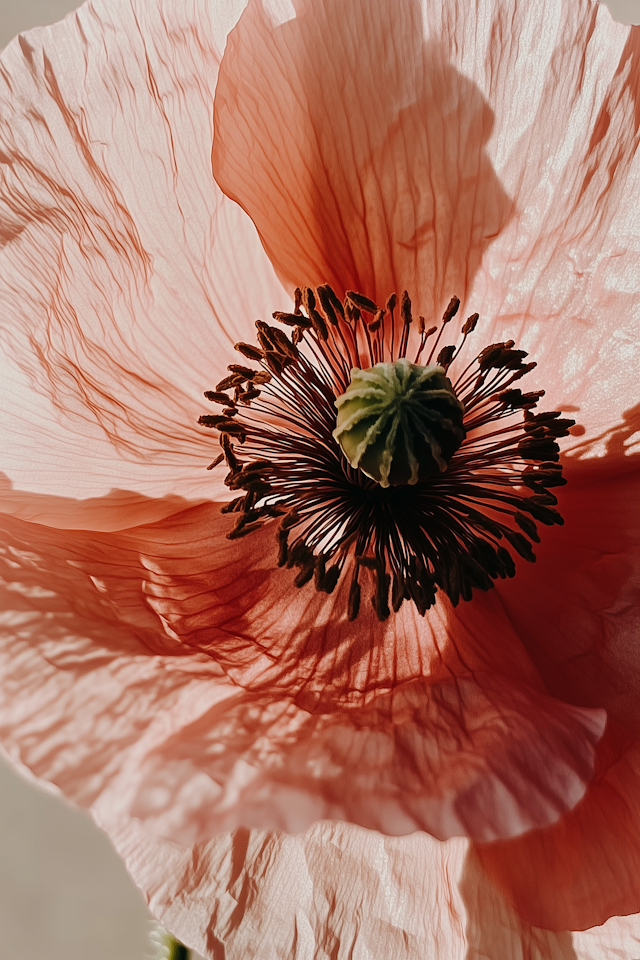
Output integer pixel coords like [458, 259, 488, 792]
[0, 0, 638, 958]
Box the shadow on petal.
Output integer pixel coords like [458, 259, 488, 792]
[213, 0, 513, 312]
[128, 671, 604, 843]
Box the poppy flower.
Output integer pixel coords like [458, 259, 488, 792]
[1, 0, 640, 956]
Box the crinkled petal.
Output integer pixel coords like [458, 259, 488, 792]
[0, 0, 288, 517]
[0, 497, 237, 808]
[466, 465, 640, 930]
[0, 496, 605, 843]
[213, 0, 640, 451]
[93, 807, 640, 960]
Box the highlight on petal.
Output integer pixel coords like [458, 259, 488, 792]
[96, 808, 640, 960]
[0, 0, 288, 515]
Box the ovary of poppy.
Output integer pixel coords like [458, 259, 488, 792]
[0, 0, 640, 957]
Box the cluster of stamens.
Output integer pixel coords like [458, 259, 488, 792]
[199, 286, 573, 621]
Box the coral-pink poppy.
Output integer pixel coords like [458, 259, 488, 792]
[1, 0, 640, 955]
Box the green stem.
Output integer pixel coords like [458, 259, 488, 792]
[167, 936, 190, 960]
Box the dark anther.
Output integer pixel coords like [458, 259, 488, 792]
[277, 527, 289, 567]
[436, 344, 456, 369]
[239, 389, 261, 404]
[198, 415, 239, 430]
[235, 342, 264, 361]
[442, 296, 461, 323]
[400, 290, 413, 326]
[205, 390, 234, 405]
[228, 363, 258, 380]
[316, 284, 343, 326]
[514, 512, 541, 543]
[270, 327, 300, 360]
[273, 310, 312, 329]
[348, 578, 361, 621]
[221, 434, 240, 471]
[215, 373, 245, 392]
[461, 312, 479, 335]
[368, 309, 384, 332]
[372, 564, 391, 621]
[391, 573, 405, 612]
[344, 301, 361, 325]
[294, 556, 316, 587]
[346, 290, 379, 314]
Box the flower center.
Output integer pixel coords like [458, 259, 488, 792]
[200, 286, 573, 621]
[333, 359, 465, 486]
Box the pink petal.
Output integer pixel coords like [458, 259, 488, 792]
[213, 0, 640, 447]
[0, 499, 604, 843]
[129, 672, 603, 843]
[0, 501, 235, 809]
[213, 0, 513, 314]
[94, 806, 640, 959]
[492, 467, 640, 737]
[467, 466, 640, 929]
[476, 737, 640, 931]
[0, 0, 287, 514]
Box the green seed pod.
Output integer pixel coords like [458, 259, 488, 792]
[333, 359, 465, 487]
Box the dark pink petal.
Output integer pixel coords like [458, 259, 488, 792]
[213, 0, 640, 455]
[476, 737, 640, 932]
[468, 465, 640, 929]
[213, 0, 513, 314]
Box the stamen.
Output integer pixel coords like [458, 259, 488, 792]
[200, 286, 574, 621]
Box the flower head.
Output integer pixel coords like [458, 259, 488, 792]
[1, 0, 640, 957]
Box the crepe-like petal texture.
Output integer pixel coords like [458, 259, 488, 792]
[92, 807, 640, 959]
[213, 0, 640, 450]
[0, 501, 606, 842]
[0, 0, 287, 522]
[0, 0, 640, 956]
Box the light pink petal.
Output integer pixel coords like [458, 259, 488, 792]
[213, 0, 640, 448]
[94, 807, 640, 959]
[0, 501, 235, 808]
[0, 499, 604, 843]
[0, 0, 287, 517]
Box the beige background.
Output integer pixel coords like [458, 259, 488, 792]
[0, 0, 638, 958]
